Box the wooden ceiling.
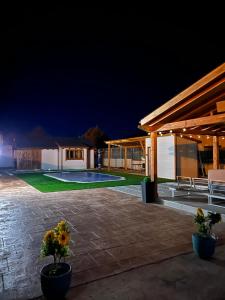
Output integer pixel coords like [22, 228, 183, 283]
[139, 63, 225, 136]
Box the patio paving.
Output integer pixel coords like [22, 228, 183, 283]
[56, 244, 225, 299]
[1, 172, 225, 299]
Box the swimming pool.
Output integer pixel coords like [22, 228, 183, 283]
[44, 171, 125, 183]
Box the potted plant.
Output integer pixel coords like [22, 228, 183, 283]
[141, 176, 154, 203]
[192, 208, 221, 259]
[40, 220, 72, 299]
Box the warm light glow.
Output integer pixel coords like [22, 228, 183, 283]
[183, 128, 186, 132]
[222, 137, 225, 140]
[198, 135, 201, 138]
[180, 134, 183, 138]
[159, 131, 162, 134]
[207, 136, 210, 139]
[189, 135, 192, 138]
[169, 130, 173, 133]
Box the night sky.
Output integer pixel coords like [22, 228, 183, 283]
[0, 6, 224, 139]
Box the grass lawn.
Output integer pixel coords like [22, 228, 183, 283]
[16, 170, 172, 193]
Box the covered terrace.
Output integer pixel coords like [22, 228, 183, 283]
[104, 136, 148, 174]
[139, 62, 225, 199]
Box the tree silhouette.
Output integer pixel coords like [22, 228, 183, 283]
[83, 126, 109, 148]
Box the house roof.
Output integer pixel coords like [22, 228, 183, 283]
[14, 136, 93, 149]
[139, 62, 225, 136]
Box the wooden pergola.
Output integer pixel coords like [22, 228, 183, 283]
[139, 62, 225, 198]
[105, 136, 148, 171]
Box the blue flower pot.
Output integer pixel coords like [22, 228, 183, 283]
[41, 262, 72, 299]
[192, 233, 216, 259]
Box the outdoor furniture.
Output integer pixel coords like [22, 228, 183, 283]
[208, 180, 225, 205]
[131, 162, 145, 170]
[208, 169, 225, 182]
[169, 176, 209, 197]
[192, 177, 209, 190]
[169, 176, 192, 197]
[208, 170, 225, 205]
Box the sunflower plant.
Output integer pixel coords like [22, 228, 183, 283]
[41, 220, 71, 270]
[194, 208, 221, 237]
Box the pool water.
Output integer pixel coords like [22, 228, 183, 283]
[44, 171, 125, 183]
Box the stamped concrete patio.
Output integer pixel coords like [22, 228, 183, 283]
[1, 173, 225, 299]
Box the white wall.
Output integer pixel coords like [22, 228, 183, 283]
[90, 149, 95, 169]
[41, 149, 59, 170]
[145, 136, 176, 179]
[103, 158, 125, 168]
[39, 148, 93, 170]
[62, 148, 87, 170]
[0, 145, 14, 168]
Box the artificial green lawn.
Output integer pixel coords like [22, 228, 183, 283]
[16, 170, 172, 193]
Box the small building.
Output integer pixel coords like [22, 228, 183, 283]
[0, 135, 95, 170]
[105, 135, 198, 179]
[0, 134, 14, 168]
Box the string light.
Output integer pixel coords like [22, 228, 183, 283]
[207, 136, 210, 139]
[169, 130, 173, 133]
[189, 135, 192, 138]
[222, 137, 225, 140]
[198, 135, 201, 138]
[183, 128, 186, 132]
[180, 134, 183, 138]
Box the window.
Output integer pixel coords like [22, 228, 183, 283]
[66, 148, 84, 160]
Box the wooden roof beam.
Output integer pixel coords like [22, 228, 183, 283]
[106, 136, 147, 144]
[141, 77, 225, 128]
[175, 91, 225, 121]
[156, 113, 225, 132]
[201, 126, 215, 131]
[211, 128, 221, 132]
[162, 129, 219, 136]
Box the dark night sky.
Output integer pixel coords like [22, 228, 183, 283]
[0, 6, 224, 139]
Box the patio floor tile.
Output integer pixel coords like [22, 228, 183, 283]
[1, 173, 225, 299]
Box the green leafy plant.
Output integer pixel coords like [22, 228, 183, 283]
[194, 208, 221, 237]
[143, 176, 151, 183]
[41, 220, 71, 275]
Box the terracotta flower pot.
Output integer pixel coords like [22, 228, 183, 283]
[40, 262, 72, 299]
